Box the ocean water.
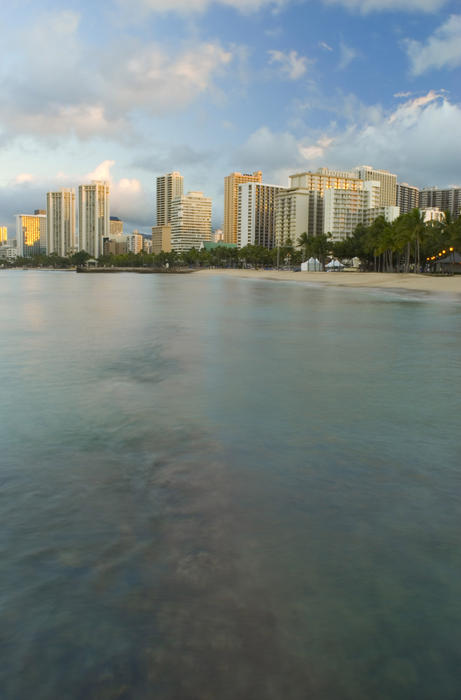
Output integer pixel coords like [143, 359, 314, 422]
[1, 270, 460, 700]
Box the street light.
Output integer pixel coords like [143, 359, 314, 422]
[449, 246, 455, 274]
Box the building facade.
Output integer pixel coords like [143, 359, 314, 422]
[109, 217, 123, 236]
[419, 187, 461, 218]
[170, 191, 212, 253]
[289, 169, 363, 194]
[237, 182, 286, 248]
[78, 181, 110, 258]
[16, 214, 47, 257]
[156, 172, 183, 226]
[127, 232, 144, 254]
[275, 188, 310, 247]
[396, 183, 419, 214]
[151, 224, 172, 254]
[420, 208, 445, 224]
[323, 182, 381, 241]
[224, 171, 262, 244]
[353, 166, 397, 208]
[46, 188, 76, 257]
[0, 226, 7, 245]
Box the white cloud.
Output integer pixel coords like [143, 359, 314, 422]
[319, 41, 333, 51]
[388, 90, 442, 122]
[394, 91, 412, 98]
[0, 161, 152, 232]
[406, 14, 461, 76]
[0, 10, 233, 142]
[268, 50, 311, 80]
[323, 0, 448, 12]
[116, 0, 289, 15]
[119, 0, 447, 13]
[338, 42, 358, 70]
[236, 92, 461, 188]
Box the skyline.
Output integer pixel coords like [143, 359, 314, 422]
[1, 0, 460, 234]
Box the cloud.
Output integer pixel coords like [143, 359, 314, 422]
[323, 0, 448, 12]
[394, 91, 412, 98]
[0, 10, 233, 143]
[117, 0, 289, 14]
[338, 42, 358, 69]
[319, 41, 333, 51]
[268, 50, 312, 80]
[0, 161, 152, 233]
[405, 14, 461, 76]
[236, 92, 461, 188]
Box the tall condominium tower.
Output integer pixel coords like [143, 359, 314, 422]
[353, 165, 397, 208]
[419, 187, 461, 218]
[224, 171, 262, 244]
[156, 172, 183, 226]
[0, 226, 7, 244]
[275, 188, 310, 247]
[396, 183, 419, 214]
[78, 181, 110, 258]
[16, 214, 47, 257]
[170, 191, 212, 253]
[46, 188, 76, 257]
[237, 182, 286, 248]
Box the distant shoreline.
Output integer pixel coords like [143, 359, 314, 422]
[197, 269, 461, 296]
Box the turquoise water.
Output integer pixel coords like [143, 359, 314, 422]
[1, 270, 460, 699]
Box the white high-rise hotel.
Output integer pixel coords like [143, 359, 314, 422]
[46, 189, 76, 257]
[170, 191, 212, 252]
[78, 181, 110, 258]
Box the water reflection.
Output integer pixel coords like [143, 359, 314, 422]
[0, 271, 460, 699]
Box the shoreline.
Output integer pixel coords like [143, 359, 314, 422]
[196, 269, 461, 296]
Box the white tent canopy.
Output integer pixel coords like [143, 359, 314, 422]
[301, 257, 321, 271]
[326, 259, 344, 270]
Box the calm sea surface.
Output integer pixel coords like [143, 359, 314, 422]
[1, 270, 460, 699]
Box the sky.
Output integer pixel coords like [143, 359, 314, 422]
[1, 0, 460, 234]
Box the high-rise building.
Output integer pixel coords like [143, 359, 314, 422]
[224, 171, 262, 244]
[78, 181, 110, 258]
[289, 169, 362, 194]
[127, 231, 144, 254]
[170, 191, 212, 253]
[237, 182, 286, 248]
[156, 172, 183, 226]
[0, 226, 7, 245]
[419, 187, 461, 218]
[46, 188, 76, 257]
[396, 183, 419, 214]
[151, 224, 172, 254]
[275, 188, 310, 247]
[353, 166, 397, 208]
[109, 216, 123, 236]
[323, 182, 381, 241]
[16, 214, 47, 257]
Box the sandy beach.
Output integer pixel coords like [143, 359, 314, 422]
[198, 269, 461, 296]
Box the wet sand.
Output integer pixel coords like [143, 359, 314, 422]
[198, 269, 461, 296]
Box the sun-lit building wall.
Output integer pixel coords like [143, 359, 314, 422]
[16, 214, 47, 257]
